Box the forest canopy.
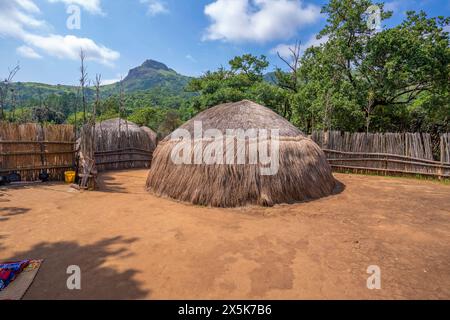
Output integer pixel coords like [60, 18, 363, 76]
[1, 0, 449, 138]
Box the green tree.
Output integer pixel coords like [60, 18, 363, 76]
[67, 111, 90, 128]
[229, 54, 269, 82]
[128, 105, 174, 132]
[292, 0, 450, 133]
[186, 54, 271, 112]
[157, 110, 183, 138]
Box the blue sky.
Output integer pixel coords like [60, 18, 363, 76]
[0, 0, 449, 85]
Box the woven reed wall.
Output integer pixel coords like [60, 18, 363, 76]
[0, 122, 75, 181]
[441, 133, 450, 164]
[311, 131, 450, 178]
[79, 119, 156, 172]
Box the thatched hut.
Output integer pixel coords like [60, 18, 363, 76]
[146, 100, 336, 207]
[140, 126, 158, 146]
[81, 118, 157, 172]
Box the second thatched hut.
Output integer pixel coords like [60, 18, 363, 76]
[79, 118, 157, 172]
[146, 100, 336, 207]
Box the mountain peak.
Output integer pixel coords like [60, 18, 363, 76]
[124, 59, 173, 83]
[141, 59, 170, 71]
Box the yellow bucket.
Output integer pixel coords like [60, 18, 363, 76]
[64, 171, 76, 184]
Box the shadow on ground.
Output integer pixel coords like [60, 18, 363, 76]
[0, 207, 31, 222]
[96, 174, 129, 193]
[0, 235, 6, 252]
[0, 191, 10, 203]
[332, 179, 346, 195]
[3, 236, 149, 299]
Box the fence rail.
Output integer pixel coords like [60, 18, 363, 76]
[94, 147, 153, 171]
[323, 149, 450, 178]
[0, 123, 76, 181]
[311, 131, 450, 179]
[0, 141, 75, 145]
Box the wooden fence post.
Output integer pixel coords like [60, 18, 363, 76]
[439, 134, 444, 180]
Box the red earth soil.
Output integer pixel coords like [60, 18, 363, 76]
[1, 170, 449, 299]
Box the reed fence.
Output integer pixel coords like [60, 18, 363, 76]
[79, 119, 155, 173]
[441, 133, 450, 164]
[0, 122, 76, 181]
[311, 131, 450, 179]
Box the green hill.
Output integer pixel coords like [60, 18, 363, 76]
[101, 59, 191, 95]
[10, 59, 191, 104]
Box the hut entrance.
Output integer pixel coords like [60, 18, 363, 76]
[78, 118, 157, 189]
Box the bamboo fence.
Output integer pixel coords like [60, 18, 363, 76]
[311, 131, 450, 179]
[0, 122, 76, 181]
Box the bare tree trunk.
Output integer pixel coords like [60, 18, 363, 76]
[276, 40, 301, 93]
[324, 89, 333, 131]
[93, 74, 102, 157]
[10, 87, 17, 122]
[74, 87, 80, 139]
[94, 74, 101, 124]
[365, 102, 372, 134]
[79, 49, 88, 124]
[275, 41, 301, 121]
[0, 64, 20, 121]
[365, 92, 375, 134]
[118, 77, 124, 151]
[365, 112, 371, 134]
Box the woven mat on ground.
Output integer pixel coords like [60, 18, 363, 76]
[0, 260, 43, 300]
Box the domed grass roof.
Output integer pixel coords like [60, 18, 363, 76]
[147, 100, 336, 207]
[95, 118, 156, 149]
[171, 100, 304, 138]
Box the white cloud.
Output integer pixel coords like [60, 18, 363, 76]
[203, 0, 321, 43]
[270, 34, 329, 59]
[140, 0, 169, 16]
[16, 45, 42, 59]
[0, 0, 119, 66]
[101, 73, 124, 85]
[102, 78, 120, 85]
[23, 34, 120, 65]
[384, 1, 401, 12]
[47, 0, 104, 15]
[185, 54, 196, 63]
[15, 0, 41, 13]
[0, 0, 46, 38]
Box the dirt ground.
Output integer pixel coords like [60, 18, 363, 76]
[0, 170, 449, 300]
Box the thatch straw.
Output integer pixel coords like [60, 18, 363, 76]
[95, 118, 156, 151]
[79, 118, 157, 172]
[140, 126, 158, 147]
[146, 100, 336, 207]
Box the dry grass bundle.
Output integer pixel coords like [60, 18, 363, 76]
[92, 118, 156, 172]
[146, 100, 336, 207]
[141, 126, 158, 146]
